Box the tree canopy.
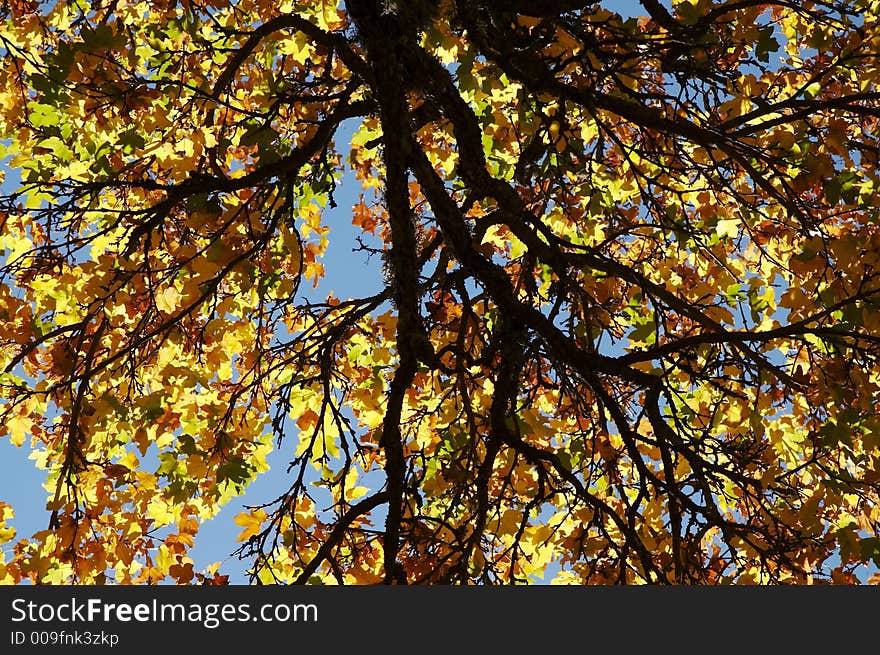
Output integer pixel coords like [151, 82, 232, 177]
[1, 0, 880, 585]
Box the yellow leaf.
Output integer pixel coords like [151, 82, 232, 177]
[6, 415, 32, 447]
[716, 219, 739, 239]
[156, 545, 174, 574]
[280, 223, 302, 271]
[348, 485, 369, 501]
[155, 286, 182, 314]
[234, 508, 267, 542]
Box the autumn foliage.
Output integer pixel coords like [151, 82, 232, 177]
[2, 0, 880, 584]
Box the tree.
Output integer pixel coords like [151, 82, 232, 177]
[1, 0, 879, 585]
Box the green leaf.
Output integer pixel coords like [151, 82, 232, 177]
[756, 26, 780, 63]
[629, 318, 657, 345]
[80, 25, 124, 51]
[157, 452, 179, 476]
[803, 82, 822, 99]
[725, 283, 746, 306]
[28, 103, 62, 129]
[217, 456, 253, 486]
[38, 137, 73, 163]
